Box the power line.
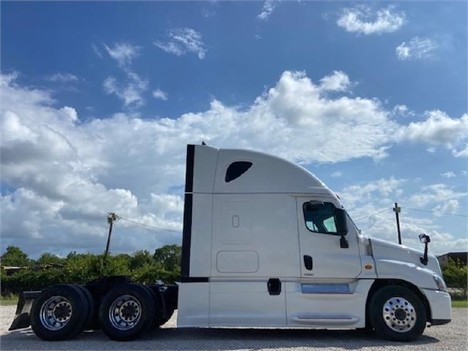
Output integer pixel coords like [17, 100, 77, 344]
[405, 207, 468, 218]
[116, 215, 182, 233]
[352, 205, 467, 223]
[353, 208, 390, 222]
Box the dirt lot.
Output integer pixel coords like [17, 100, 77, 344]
[1, 305, 467, 351]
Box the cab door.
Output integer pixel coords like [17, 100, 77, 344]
[285, 198, 363, 327]
[296, 198, 362, 279]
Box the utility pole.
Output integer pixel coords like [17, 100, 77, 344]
[393, 203, 402, 245]
[103, 213, 118, 267]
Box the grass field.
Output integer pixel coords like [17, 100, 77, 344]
[0, 296, 19, 306]
[452, 299, 468, 308]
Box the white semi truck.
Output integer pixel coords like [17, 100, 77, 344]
[9, 144, 451, 342]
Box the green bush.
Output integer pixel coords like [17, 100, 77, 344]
[442, 258, 467, 299]
[1, 245, 181, 296]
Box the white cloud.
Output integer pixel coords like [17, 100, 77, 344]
[0, 72, 19, 87]
[408, 184, 467, 209]
[2, 71, 466, 257]
[337, 5, 405, 35]
[153, 89, 168, 101]
[441, 171, 456, 179]
[433, 199, 460, 216]
[319, 71, 351, 92]
[397, 110, 468, 157]
[453, 146, 468, 158]
[257, 0, 278, 21]
[101, 43, 148, 108]
[392, 104, 415, 118]
[104, 42, 141, 68]
[103, 73, 148, 108]
[155, 28, 207, 59]
[331, 171, 342, 178]
[339, 179, 468, 255]
[340, 178, 404, 209]
[396, 37, 437, 61]
[92, 43, 103, 59]
[46, 73, 79, 83]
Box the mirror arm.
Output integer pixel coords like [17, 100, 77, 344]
[340, 234, 349, 249]
[420, 242, 429, 265]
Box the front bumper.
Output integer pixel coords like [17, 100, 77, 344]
[421, 288, 452, 325]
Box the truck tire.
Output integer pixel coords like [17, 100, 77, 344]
[30, 284, 90, 341]
[137, 285, 164, 330]
[99, 283, 156, 341]
[369, 285, 426, 342]
[73, 285, 95, 331]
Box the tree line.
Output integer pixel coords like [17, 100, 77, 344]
[0, 245, 181, 296]
[1, 245, 466, 298]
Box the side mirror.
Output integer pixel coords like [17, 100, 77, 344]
[419, 233, 431, 244]
[335, 208, 349, 249]
[419, 233, 431, 265]
[335, 208, 348, 236]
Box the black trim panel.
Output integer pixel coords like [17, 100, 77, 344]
[185, 144, 195, 193]
[430, 319, 451, 326]
[181, 193, 193, 278]
[180, 277, 209, 283]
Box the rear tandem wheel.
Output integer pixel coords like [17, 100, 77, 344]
[30, 284, 90, 341]
[98, 283, 156, 341]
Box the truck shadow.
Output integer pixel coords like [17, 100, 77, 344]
[1, 327, 439, 351]
[147, 327, 440, 350]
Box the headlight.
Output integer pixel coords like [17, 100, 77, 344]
[433, 274, 447, 291]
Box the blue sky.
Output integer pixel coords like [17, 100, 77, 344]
[1, 1, 467, 258]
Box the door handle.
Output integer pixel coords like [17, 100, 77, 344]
[303, 255, 313, 271]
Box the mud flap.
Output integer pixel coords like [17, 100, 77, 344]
[9, 291, 41, 331]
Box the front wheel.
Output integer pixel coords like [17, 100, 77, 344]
[369, 285, 427, 342]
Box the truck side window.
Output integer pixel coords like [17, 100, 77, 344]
[303, 202, 338, 234]
[225, 161, 253, 182]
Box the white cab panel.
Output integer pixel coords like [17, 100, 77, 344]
[211, 194, 300, 278]
[216, 251, 259, 273]
[213, 149, 330, 194]
[285, 280, 372, 328]
[193, 145, 218, 193]
[189, 194, 213, 277]
[209, 281, 286, 326]
[177, 283, 210, 327]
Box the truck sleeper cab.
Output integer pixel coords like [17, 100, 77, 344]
[177, 144, 451, 342]
[9, 144, 451, 342]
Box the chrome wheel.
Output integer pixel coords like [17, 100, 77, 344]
[382, 296, 417, 333]
[109, 295, 142, 331]
[39, 296, 73, 331]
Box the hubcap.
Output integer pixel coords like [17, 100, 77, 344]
[383, 297, 417, 333]
[109, 295, 142, 330]
[39, 296, 73, 331]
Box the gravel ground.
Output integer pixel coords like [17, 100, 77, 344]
[0, 305, 466, 351]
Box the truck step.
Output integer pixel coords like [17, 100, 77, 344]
[292, 315, 359, 325]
